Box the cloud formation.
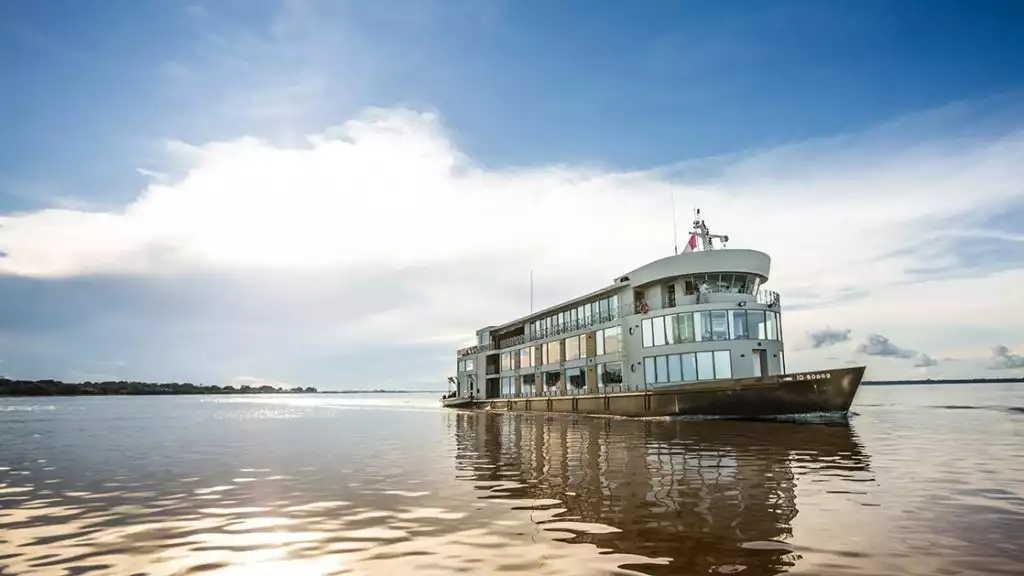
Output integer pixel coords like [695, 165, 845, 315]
[807, 327, 852, 349]
[988, 345, 1024, 370]
[1, 104, 1023, 385]
[855, 333, 939, 370]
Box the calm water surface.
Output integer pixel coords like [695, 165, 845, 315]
[1, 385, 1022, 575]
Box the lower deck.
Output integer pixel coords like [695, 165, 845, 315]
[455, 366, 865, 419]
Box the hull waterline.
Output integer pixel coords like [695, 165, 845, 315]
[443, 366, 864, 419]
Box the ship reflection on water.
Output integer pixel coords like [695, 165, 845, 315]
[450, 412, 873, 575]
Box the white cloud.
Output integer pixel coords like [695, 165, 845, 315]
[2, 105, 1023, 382]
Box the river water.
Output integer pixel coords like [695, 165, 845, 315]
[1, 384, 1022, 575]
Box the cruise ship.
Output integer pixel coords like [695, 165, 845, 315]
[441, 210, 865, 418]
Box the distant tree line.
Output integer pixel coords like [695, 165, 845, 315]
[864, 377, 1023, 386]
[0, 378, 318, 397]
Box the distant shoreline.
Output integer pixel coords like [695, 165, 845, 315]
[863, 377, 1024, 386]
[0, 378, 319, 397]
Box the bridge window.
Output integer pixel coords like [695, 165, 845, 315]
[747, 310, 766, 340]
[710, 311, 729, 341]
[642, 309, 782, 348]
[730, 310, 749, 339]
[465, 359, 475, 371]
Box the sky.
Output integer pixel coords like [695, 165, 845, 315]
[1, 0, 1023, 389]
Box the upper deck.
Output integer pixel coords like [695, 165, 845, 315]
[458, 226, 777, 357]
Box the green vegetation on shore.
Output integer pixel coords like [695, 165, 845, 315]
[0, 378, 318, 397]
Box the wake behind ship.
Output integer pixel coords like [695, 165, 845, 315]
[441, 210, 864, 418]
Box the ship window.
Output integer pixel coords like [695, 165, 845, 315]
[519, 347, 531, 368]
[681, 353, 698, 381]
[652, 316, 667, 346]
[465, 359, 475, 371]
[695, 311, 712, 341]
[665, 283, 676, 308]
[665, 314, 678, 344]
[564, 336, 580, 361]
[696, 351, 715, 380]
[641, 318, 654, 348]
[766, 311, 779, 340]
[566, 367, 586, 395]
[676, 313, 695, 343]
[714, 350, 732, 379]
[543, 370, 561, 394]
[730, 310, 749, 339]
[600, 326, 621, 355]
[599, 298, 610, 320]
[747, 310, 766, 340]
[521, 373, 536, 397]
[610, 294, 619, 318]
[644, 357, 656, 386]
[546, 341, 561, 364]
[596, 330, 605, 355]
[668, 354, 683, 382]
[655, 356, 669, 384]
[598, 362, 624, 392]
[710, 311, 729, 341]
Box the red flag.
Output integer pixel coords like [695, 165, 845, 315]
[682, 234, 698, 252]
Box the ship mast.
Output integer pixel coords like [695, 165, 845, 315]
[690, 208, 729, 251]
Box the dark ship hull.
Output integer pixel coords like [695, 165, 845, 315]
[451, 366, 864, 419]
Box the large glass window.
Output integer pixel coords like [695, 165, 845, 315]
[747, 310, 767, 340]
[520, 347, 533, 368]
[543, 371, 561, 394]
[644, 357, 656, 386]
[714, 350, 732, 379]
[681, 353, 698, 381]
[730, 310, 749, 339]
[696, 352, 715, 380]
[564, 336, 580, 361]
[545, 341, 561, 364]
[501, 376, 515, 397]
[667, 354, 683, 382]
[597, 361, 624, 391]
[500, 352, 512, 372]
[696, 311, 711, 341]
[652, 316, 667, 346]
[610, 294, 619, 318]
[566, 367, 586, 395]
[641, 318, 654, 348]
[710, 311, 730, 341]
[465, 359, 475, 371]
[655, 356, 669, 384]
[766, 311, 778, 340]
[520, 374, 536, 397]
[676, 313, 695, 343]
[597, 326, 621, 355]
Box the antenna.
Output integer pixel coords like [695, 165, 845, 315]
[529, 269, 534, 314]
[671, 191, 678, 255]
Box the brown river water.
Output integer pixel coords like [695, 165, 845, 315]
[1, 384, 1022, 575]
